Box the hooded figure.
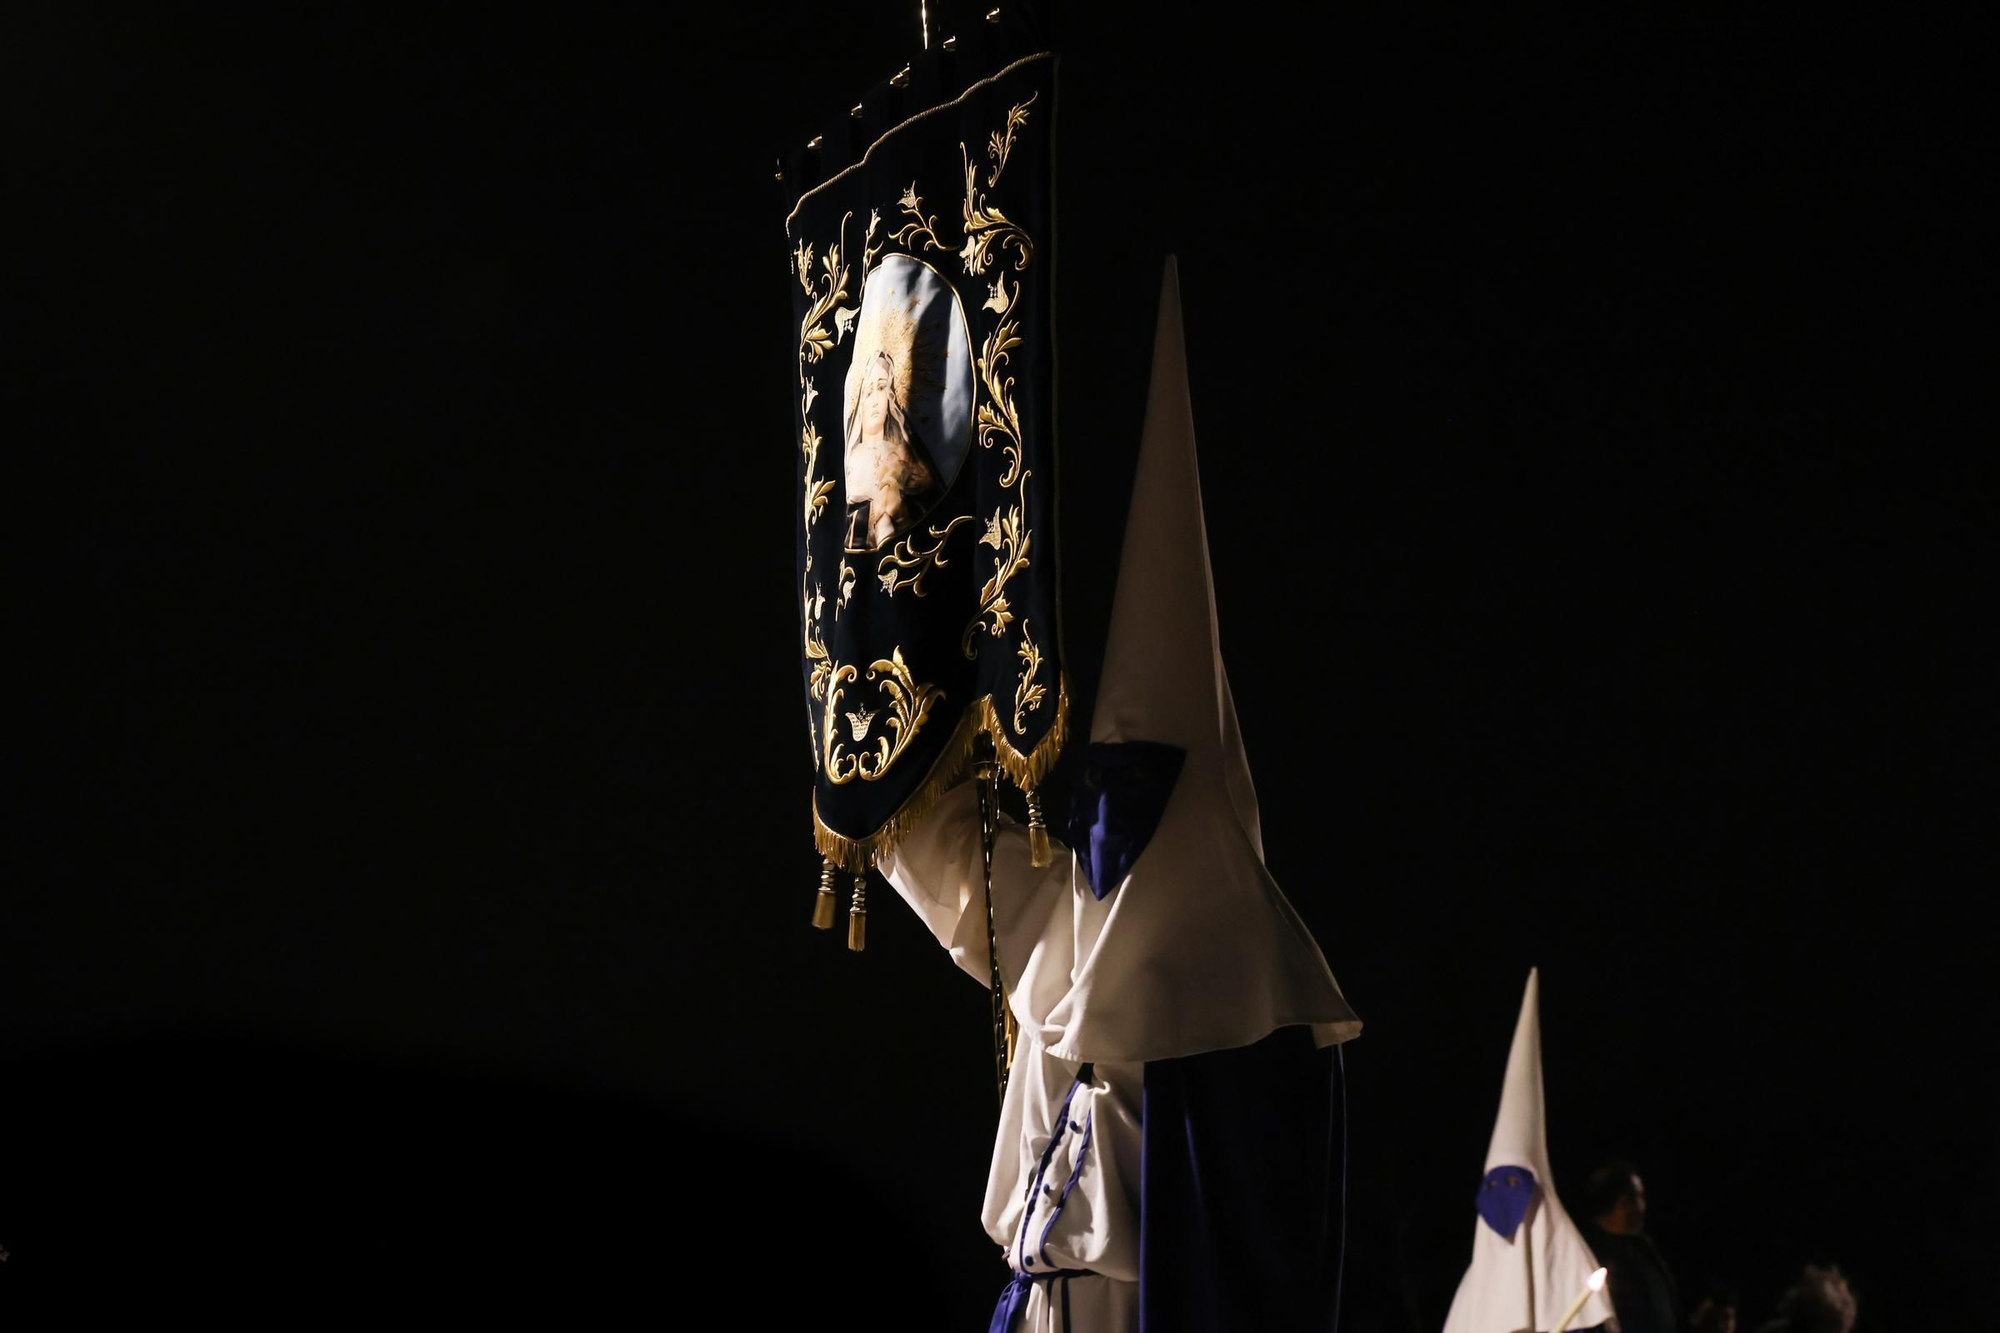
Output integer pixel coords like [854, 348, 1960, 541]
[880, 257, 1359, 1333]
[1442, 969, 1613, 1333]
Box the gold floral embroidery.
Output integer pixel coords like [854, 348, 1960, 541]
[801, 418, 835, 532]
[878, 513, 977, 597]
[795, 211, 856, 363]
[889, 183, 947, 255]
[836, 560, 856, 615]
[959, 146, 1032, 276]
[976, 273, 1027, 487]
[822, 648, 944, 785]
[963, 503, 1029, 654]
[798, 213, 859, 773]
[1013, 621, 1045, 734]
[861, 209, 884, 286]
[985, 93, 1036, 188]
[805, 587, 831, 704]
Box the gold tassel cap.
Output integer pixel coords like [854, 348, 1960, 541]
[812, 857, 838, 930]
[1024, 787, 1052, 868]
[847, 869, 868, 952]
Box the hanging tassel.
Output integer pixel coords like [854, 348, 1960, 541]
[847, 868, 868, 952]
[1025, 787, 1052, 867]
[812, 857, 838, 930]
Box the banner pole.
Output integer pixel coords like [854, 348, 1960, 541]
[975, 733, 1009, 1107]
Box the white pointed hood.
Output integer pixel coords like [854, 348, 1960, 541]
[1035, 256, 1357, 1063]
[1088, 256, 1263, 845]
[879, 257, 1359, 1065]
[1443, 969, 1612, 1333]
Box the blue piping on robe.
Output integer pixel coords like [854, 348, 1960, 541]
[990, 1066, 1098, 1333]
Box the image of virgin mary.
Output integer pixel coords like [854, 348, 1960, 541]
[843, 348, 946, 552]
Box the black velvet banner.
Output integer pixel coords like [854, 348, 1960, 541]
[784, 41, 1064, 871]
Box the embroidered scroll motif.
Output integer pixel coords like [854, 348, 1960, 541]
[821, 648, 944, 785]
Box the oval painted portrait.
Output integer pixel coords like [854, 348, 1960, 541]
[840, 254, 975, 553]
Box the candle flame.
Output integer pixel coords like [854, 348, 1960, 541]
[1587, 1267, 1607, 1292]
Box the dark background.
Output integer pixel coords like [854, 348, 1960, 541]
[7, 3, 1985, 1325]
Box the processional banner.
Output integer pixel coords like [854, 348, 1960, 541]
[784, 40, 1065, 943]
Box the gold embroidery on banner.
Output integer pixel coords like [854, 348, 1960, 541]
[959, 144, 1033, 276]
[819, 662, 859, 779]
[963, 503, 1029, 654]
[985, 92, 1037, 188]
[804, 587, 831, 703]
[977, 273, 1027, 487]
[889, 184, 947, 255]
[802, 371, 832, 770]
[798, 213, 859, 772]
[822, 648, 944, 785]
[795, 212, 856, 363]
[954, 97, 1039, 655]
[837, 560, 856, 615]
[878, 513, 976, 597]
[1013, 620, 1045, 734]
[802, 419, 835, 532]
[812, 677, 1071, 873]
[798, 213, 855, 539]
[861, 210, 884, 289]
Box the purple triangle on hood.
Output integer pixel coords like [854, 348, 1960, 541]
[1065, 740, 1186, 900]
[1476, 1164, 1540, 1241]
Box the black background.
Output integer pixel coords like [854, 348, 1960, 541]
[7, 3, 1985, 1325]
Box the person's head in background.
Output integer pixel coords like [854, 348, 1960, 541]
[1688, 1276, 1739, 1333]
[1769, 1264, 1857, 1333]
[1584, 1160, 1648, 1236]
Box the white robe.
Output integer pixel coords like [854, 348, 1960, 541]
[981, 1027, 1144, 1330]
[881, 785, 1143, 1328]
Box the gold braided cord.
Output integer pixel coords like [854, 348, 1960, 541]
[812, 677, 1068, 873]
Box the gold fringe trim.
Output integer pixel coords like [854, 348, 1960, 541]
[813, 675, 1069, 874]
